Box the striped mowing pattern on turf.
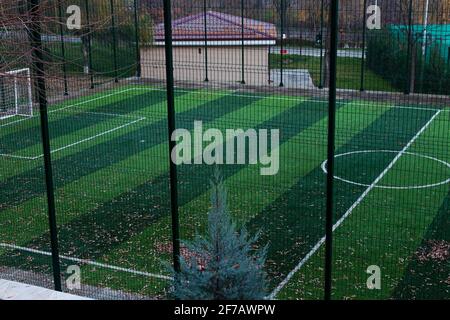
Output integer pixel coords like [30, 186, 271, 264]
[277, 107, 449, 300]
[0, 86, 448, 299]
[72, 99, 390, 296]
[0, 91, 304, 294]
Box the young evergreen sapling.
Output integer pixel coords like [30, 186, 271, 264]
[172, 170, 268, 300]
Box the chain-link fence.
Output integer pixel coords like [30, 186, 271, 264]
[0, 0, 448, 300]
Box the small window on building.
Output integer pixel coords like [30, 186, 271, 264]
[198, 48, 202, 54]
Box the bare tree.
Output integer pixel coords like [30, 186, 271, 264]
[271, 0, 292, 24]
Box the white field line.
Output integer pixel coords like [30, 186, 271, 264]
[133, 86, 448, 112]
[0, 88, 139, 129]
[0, 87, 151, 160]
[0, 117, 146, 160]
[0, 153, 37, 160]
[0, 243, 172, 281]
[0, 85, 444, 131]
[0, 85, 238, 160]
[268, 109, 443, 299]
[44, 117, 146, 158]
[0, 114, 15, 121]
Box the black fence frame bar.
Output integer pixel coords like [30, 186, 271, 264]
[279, 0, 284, 87]
[134, 0, 141, 77]
[405, 0, 413, 94]
[240, 0, 245, 85]
[318, 0, 325, 89]
[15, 0, 444, 300]
[203, 0, 209, 82]
[57, 0, 68, 96]
[360, 0, 368, 92]
[110, 0, 119, 83]
[325, 0, 339, 301]
[162, 0, 181, 273]
[28, 0, 62, 292]
[84, 0, 94, 89]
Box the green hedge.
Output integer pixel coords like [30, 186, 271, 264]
[366, 28, 450, 95]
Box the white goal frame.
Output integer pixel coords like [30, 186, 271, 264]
[0, 68, 33, 120]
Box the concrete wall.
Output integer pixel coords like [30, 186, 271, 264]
[141, 46, 270, 85]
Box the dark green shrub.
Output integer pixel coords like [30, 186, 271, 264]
[366, 27, 449, 95]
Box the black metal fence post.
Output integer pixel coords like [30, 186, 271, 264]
[57, 0, 68, 95]
[240, 0, 245, 84]
[84, 0, 94, 89]
[110, 0, 119, 83]
[162, 0, 181, 273]
[268, 45, 271, 84]
[318, 0, 325, 89]
[134, 0, 141, 78]
[28, 0, 62, 292]
[203, 0, 209, 82]
[325, 0, 339, 301]
[0, 58, 5, 109]
[405, 0, 413, 94]
[360, 0, 367, 92]
[279, 0, 284, 87]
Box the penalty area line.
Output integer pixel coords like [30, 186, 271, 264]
[0, 88, 138, 129]
[0, 117, 146, 160]
[268, 109, 442, 300]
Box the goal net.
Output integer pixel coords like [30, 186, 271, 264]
[0, 68, 33, 120]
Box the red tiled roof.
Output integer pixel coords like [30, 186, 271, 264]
[154, 11, 277, 41]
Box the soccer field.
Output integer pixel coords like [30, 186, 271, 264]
[0, 85, 448, 299]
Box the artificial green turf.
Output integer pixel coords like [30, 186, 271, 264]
[0, 86, 448, 299]
[256, 106, 437, 294]
[391, 191, 450, 299]
[0, 94, 304, 295]
[0, 92, 260, 229]
[76, 95, 317, 294]
[278, 109, 449, 300]
[0, 90, 243, 244]
[0, 87, 154, 179]
[1, 90, 168, 157]
[327, 111, 449, 300]
[0, 94, 384, 297]
[0, 91, 256, 211]
[86, 100, 389, 296]
[0, 90, 223, 241]
[0, 88, 221, 181]
[2, 93, 263, 249]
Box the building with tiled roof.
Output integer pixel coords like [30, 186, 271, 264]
[154, 11, 277, 44]
[141, 11, 277, 85]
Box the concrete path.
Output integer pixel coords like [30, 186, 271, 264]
[270, 69, 316, 89]
[0, 279, 91, 300]
[274, 46, 365, 59]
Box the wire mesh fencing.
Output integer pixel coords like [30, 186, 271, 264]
[0, 0, 448, 300]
